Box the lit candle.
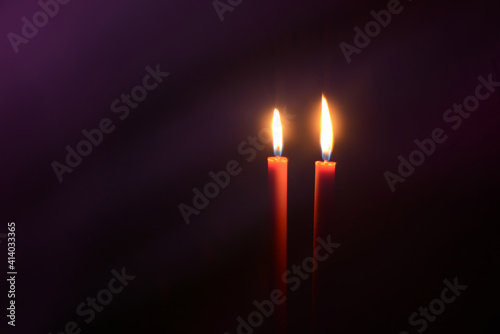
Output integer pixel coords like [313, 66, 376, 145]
[312, 95, 335, 331]
[268, 108, 287, 331]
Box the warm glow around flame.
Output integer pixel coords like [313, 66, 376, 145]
[273, 108, 283, 157]
[321, 95, 334, 161]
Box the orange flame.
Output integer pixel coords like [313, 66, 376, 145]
[320, 95, 334, 161]
[273, 108, 283, 157]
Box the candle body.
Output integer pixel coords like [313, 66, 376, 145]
[268, 156, 288, 332]
[313, 160, 335, 332]
[313, 161, 336, 247]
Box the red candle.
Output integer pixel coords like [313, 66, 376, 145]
[313, 95, 335, 331]
[268, 109, 287, 332]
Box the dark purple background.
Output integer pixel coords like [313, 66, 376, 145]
[1, 0, 499, 333]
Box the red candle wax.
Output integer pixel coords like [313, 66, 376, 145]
[313, 161, 336, 247]
[268, 156, 288, 292]
[312, 161, 335, 332]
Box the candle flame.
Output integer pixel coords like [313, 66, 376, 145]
[272, 108, 283, 157]
[321, 95, 334, 161]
